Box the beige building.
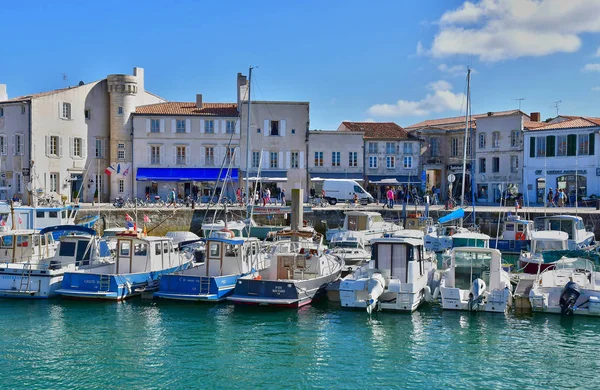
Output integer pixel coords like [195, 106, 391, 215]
[0, 67, 163, 204]
[406, 110, 526, 201]
[307, 130, 364, 190]
[339, 122, 421, 199]
[237, 73, 309, 196]
[131, 97, 240, 201]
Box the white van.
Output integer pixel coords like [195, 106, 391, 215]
[322, 179, 374, 205]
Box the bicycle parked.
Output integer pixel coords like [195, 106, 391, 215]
[309, 196, 329, 208]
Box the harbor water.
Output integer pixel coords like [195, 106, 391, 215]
[2, 298, 600, 389]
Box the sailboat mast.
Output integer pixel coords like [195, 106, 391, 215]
[460, 68, 471, 214]
[244, 66, 253, 212]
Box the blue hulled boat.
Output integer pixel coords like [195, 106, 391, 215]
[155, 235, 266, 302]
[56, 231, 194, 300]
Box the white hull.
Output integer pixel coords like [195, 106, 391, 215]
[439, 286, 512, 313]
[0, 266, 64, 298]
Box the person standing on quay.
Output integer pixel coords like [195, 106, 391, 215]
[547, 188, 555, 207]
[281, 189, 286, 206]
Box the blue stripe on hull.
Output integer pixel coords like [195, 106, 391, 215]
[57, 262, 193, 301]
[488, 239, 530, 253]
[155, 274, 241, 302]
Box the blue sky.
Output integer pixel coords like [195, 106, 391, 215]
[2, 0, 600, 128]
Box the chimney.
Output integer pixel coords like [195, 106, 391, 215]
[196, 94, 203, 109]
[530, 112, 540, 122]
[0, 84, 7, 102]
[237, 73, 248, 106]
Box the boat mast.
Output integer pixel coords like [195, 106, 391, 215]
[244, 66, 253, 217]
[459, 68, 471, 227]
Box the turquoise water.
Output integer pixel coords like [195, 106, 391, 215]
[1, 299, 599, 389]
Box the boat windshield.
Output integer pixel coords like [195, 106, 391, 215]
[549, 219, 574, 239]
[554, 257, 594, 272]
[533, 239, 565, 254]
[453, 250, 492, 290]
[331, 241, 360, 249]
[452, 237, 487, 248]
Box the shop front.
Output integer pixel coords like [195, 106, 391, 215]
[136, 167, 238, 202]
[529, 169, 591, 205]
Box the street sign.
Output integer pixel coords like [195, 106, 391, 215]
[447, 174, 456, 183]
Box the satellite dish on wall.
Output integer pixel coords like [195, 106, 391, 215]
[78, 81, 84, 86]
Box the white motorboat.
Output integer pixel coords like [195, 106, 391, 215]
[328, 230, 370, 272]
[439, 246, 512, 313]
[534, 215, 595, 250]
[325, 210, 401, 242]
[425, 225, 470, 252]
[201, 220, 246, 238]
[0, 225, 112, 298]
[529, 257, 600, 316]
[228, 228, 343, 308]
[518, 231, 569, 274]
[0, 228, 57, 264]
[339, 229, 437, 313]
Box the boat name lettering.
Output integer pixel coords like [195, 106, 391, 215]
[272, 286, 286, 294]
[83, 280, 98, 284]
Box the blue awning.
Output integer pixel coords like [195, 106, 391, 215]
[309, 172, 363, 180]
[136, 168, 238, 182]
[367, 175, 421, 184]
[242, 170, 287, 178]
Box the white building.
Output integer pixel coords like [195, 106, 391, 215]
[338, 122, 421, 198]
[238, 73, 309, 196]
[307, 130, 364, 190]
[523, 116, 600, 205]
[474, 110, 530, 203]
[0, 67, 163, 204]
[131, 96, 240, 201]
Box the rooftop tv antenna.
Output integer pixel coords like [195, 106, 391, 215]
[512, 98, 525, 110]
[62, 73, 68, 86]
[552, 100, 562, 116]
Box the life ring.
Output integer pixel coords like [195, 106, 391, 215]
[515, 232, 525, 240]
[220, 228, 235, 238]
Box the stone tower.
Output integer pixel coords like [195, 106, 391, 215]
[107, 71, 139, 200]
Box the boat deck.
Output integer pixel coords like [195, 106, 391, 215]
[513, 274, 536, 311]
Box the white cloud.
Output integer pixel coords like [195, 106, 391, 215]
[592, 86, 600, 91]
[583, 63, 600, 72]
[367, 80, 465, 117]
[429, 0, 600, 62]
[416, 41, 425, 55]
[596, 47, 600, 56]
[438, 64, 466, 75]
[362, 118, 376, 122]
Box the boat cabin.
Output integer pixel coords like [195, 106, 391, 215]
[52, 234, 111, 269]
[500, 216, 533, 241]
[451, 233, 490, 248]
[0, 203, 78, 231]
[115, 233, 178, 274]
[330, 231, 365, 249]
[202, 220, 246, 238]
[534, 215, 594, 249]
[370, 237, 427, 282]
[446, 248, 503, 291]
[404, 216, 434, 233]
[204, 237, 262, 277]
[530, 231, 569, 255]
[344, 211, 384, 231]
[0, 229, 55, 263]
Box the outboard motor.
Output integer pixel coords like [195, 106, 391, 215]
[468, 278, 486, 312]
[366, 272, 385, 315]
[560, 281, 581, 315]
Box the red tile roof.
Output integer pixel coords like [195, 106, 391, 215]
[405, 110, 527, 130]
[525, 117, 600, 131]
[340, 122, 415, 140]
[135, 102, 238, 117]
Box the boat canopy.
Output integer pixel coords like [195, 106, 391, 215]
[39, 225, 97, 236]
[438, 208, 465, 224]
